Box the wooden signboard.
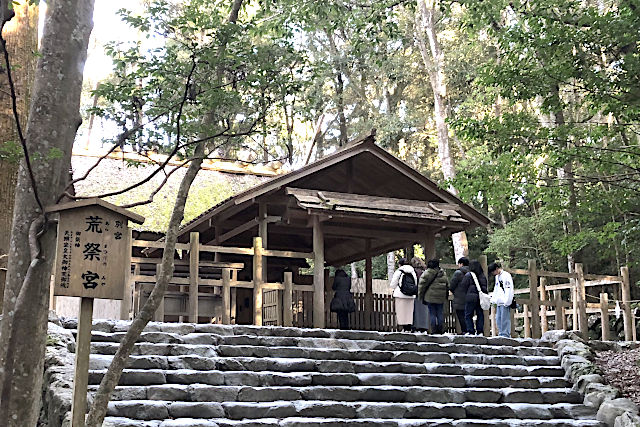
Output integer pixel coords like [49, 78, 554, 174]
[46, 198, 144, 427]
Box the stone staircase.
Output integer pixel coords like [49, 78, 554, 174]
[59, 319, 605, 427]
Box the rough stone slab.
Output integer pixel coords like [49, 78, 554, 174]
[597, 398, 639, 425]
[108, 401, 169, 420]
[103, 417, 161, 427]
[167, 355, 217, 370]
[165, 370, 225, 385]
[147, 384, 190, 401]
[237, 386, 303, 402]
[584, 383, 619, 408]
[223, 401, 297, 419]
[168, 402, 225, 418]
[160, 420, 220, 427]
[189, 384, 240, 402]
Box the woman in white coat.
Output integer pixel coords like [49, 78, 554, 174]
[390, 258, 417, 331]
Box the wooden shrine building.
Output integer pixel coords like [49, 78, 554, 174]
[161, 134, 490, 328]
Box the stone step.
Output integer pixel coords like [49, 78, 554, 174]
[88, 342, 561, 366]
[90, 384, 583, 404]
[104, 400, 597, 421]
[103, 417, 605, 427]
[87, 369, 572, 389]
[89, 354, 566, 377]
[61, 318, 553, 348]
[85, 331, 557, 356]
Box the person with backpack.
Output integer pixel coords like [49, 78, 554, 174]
[460, 259, 488, 335]
[489, 262, 514, 337]
[411, 257, 428, 332]
[329, 269, 356, 330]
[449, 257, 470, 334]
[389, 257, 417, 331]
[418, 259, 449, 334]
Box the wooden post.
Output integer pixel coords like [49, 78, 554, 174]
[490, 305, 497, 336]
[189, 232, 200, 323]
[600, 292, 610, 341]
[283, 272, 293, 327]
[523, 304, 531, 338]
[71, 297, 94, 427]
[423, 234, 436, 261]
[575, 263, 588, 337]
[540, 276, 548, 334]
[621, 266, 633, 342]
[572, 280, 579, 331]
[312, 216, 325, 328]
[253, 236, 264, 326]
[154, 264, 164, 322]
[230, 287, 237, 325]
[222, 268, 231, 325]
[119, 227, 133, 320]
[479, 255, 490, 336]
[510, 307, 516, 337]
[259, 203, 268, 282]
[365, 240, 373, 330]
[528, 259, 541, 338]
[554, 290, 567, 330]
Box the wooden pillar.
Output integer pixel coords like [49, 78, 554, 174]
[230, 287, 237, 325]
[312, 216, 325, 328]
[621, 266, 634, 341]
[528, 259, 541, 338]
[283, 272, 293, 327]
[154, 264, 164, 322]
[222, 268, 231, 325]
[423, 233, 436, 261]
[575, 263, 588, 337]
[490, 305, 497, 336]
[71, 297, 94, 427]
[189, 232, 200, 323]
[259, 203, 268, 281]
[510, 308, 516, 337]
[554, 290, 567, 330]
[479, 255, 490, 336]
[253, 236, 264, 326]
[365, 253, 373, 330]
[120, 227, 133, 320]
[523, 304, 531, 338]
[540, 276, 548, 334]
[600, 292, 610, 341]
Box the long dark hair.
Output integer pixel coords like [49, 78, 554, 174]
[334, 269, 348, 278]
[469, 259, 485, 279]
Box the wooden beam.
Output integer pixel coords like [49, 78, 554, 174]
[621, 266, 634, 341]
[600, 292, 610, 341]
[253, 237, 264, 326]
[575, 263, 588, 337]
[120, 228, 133, 320]
[222, 268, 231, 325]
[312, 216, 325, 328]
[528, 259, 541, 338]
[189, 232, 199, 323]
[327, 239, 411, 266]
[215, 218, 259, 244]
[283, 272, 293, 327]
[365, 240, 373, 330]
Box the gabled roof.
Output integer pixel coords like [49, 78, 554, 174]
[178, 134, 490, 237]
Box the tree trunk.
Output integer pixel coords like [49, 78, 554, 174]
[415, 0, 468, 261]
[85, 144, 205, 426]
[336, 71, 348, 147]
[0, 1, 94, 425]
[0, 0, 38, 263]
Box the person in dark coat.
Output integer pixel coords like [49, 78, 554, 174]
[330, 269, 356, 329]
[460, 259, 488, 335]
[419, 259, 449, 334]
[449, 257, 470, 334]
[411, 257, 428, 332]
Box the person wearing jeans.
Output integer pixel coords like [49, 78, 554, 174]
[449, 257, 470, 334]
[418, 259, 449, 334]
[489, 262, 514, 337]
[460, 260, 488, 335]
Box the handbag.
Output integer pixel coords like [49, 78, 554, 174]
[471, 272, 491, 311]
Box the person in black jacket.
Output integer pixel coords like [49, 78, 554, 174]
[448, 257, 470, 334]
[460, 259, 488, 335]
[330, 269, 356, 329]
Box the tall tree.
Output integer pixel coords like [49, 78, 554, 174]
[0, 0, 95, 424]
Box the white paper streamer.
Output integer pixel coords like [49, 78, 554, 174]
[615, 301, 621, 319]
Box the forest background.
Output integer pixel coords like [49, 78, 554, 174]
[3, 0, 640, 281]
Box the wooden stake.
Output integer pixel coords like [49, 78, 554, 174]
[312, 216, 325, 328]
[528, 259, 541, 339]
[540, 276, 548, 334]
[283, 272, 293, 327]
[365, 240, 373, 330]
[222, 268, 231, 325]
[189, 232, 200, 323]
[554, 290, 567, 330]
[523, 304, 531, 338]
[154, 264, 164, 322]
[253, 236, 264, 326]
[575, 263, 588, 337]
[600, 292, 610, 341]
[119, 227, 133, 320]
[621, 266, 633, 341]
[71, 297, 94, 427]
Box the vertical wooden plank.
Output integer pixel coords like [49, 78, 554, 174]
[490, 305, 497, 337]
[523, 304, 531, 338]
[572, 282, 579, 331]
[222, 268, 231, 325]
[621, 266, 633, 341]
[71, 297, 94, 427]
[528, 259, 541, 338]
[575, 263, 588, 337]
[554, 290, 567, 330]
[189, 232, 200, 323]
[365, 242, 373, 330]
[120, 227, 133, 320]
[283, 272, 293, 327]
[600, 292, 610, 341]
[312, 216, 325, 328]
[423, 234, 436, 261]
[230, 287, 237, 325]
[540, 276, 548, 334]
[479, 255, 490, 336]
[253, 236, 264, 326]
[510, 307, 516, 337]
[154, 264, 164, 322]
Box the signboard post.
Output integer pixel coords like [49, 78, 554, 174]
[46, 198, 144, 427]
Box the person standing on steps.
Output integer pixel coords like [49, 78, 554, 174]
[329, 268, 356, 330]
[390, 258, 417, 332]
[460, 259, 488, 335]
[489, 262, 514, 337]
[411, 257, 428, 332]
[419, 259, 449, 334]
[449, 257, 470, 334]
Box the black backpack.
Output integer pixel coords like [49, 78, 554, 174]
[399, 271, 417, 296]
